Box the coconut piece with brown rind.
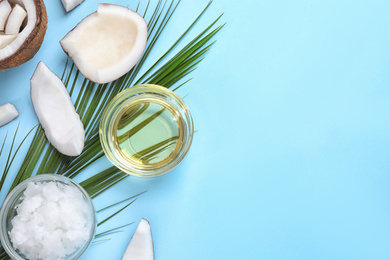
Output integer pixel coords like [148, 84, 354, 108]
[0, 0, 47, 70]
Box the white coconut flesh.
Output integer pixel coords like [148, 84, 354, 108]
[30, 62, 85, 157]
[0, 34, 17, 48]
[5, 4, 27, 35]
[0, 0, 12, 31]
[60, 3, 148, 84]
[122, 218, 154, 260]
[0, 103, 19, 127]
[61, 0, 84, 12]
[0, 0, 36, 57]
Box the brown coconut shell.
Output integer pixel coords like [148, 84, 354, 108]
[0, 0, 47, 70]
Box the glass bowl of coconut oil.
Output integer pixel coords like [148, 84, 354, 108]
[99, 84, 194, 177]
[0, 174, 96, 260]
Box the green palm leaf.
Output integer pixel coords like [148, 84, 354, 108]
[0, 0, 223, 258]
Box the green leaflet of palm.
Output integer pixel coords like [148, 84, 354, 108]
[116, 103, 179, 164]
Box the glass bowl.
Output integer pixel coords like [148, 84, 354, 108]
[0, 174, 96, 260]
[99, 84, 194, 177]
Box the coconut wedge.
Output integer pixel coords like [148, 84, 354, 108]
[0, 0, 47, 70]
[5, 4, 27, 35]
[60, 3, 147, 84]
[30, 62, 85, 156]
[122, 218, 154, 260]
[0, 0, 12, 31]
[0, 103, 19, 127]
[61, 0, 84, 12]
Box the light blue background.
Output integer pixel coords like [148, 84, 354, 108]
[1, 0, 390, 259]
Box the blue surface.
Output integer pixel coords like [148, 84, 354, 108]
[1, 0, 390, 259]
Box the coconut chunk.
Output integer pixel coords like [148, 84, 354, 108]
[5, 4, 27, 35]
[60, 3, 148, 84]
[122, 218, 154, 260]
[0, 103, 19, 127]
[60, 0, 84, 12]
[0, 0, 12, 31]
[0, 34, 17, 49]
[30, 62, 85, 156]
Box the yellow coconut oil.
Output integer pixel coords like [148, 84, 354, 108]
[114, 98, 183, 166]
[99, 84, 193, 177]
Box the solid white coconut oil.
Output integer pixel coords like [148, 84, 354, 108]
[8, 181, 92, 260]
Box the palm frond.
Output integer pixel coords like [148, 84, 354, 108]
[79, 166, 126, 198]
[97, 191, 147, 213]
[0, 246, 9, 260]
[0, 0, 223, 256]
[1, 124, 37, 192]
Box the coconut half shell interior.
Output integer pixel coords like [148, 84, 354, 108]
[0, 0, 47, 70]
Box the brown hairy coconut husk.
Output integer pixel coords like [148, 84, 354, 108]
[0, 0, 47, 70]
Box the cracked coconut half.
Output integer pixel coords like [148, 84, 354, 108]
[0, 0, 47, 70]
[60, 3, 148, 84]
[30, 62, 85, 157]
